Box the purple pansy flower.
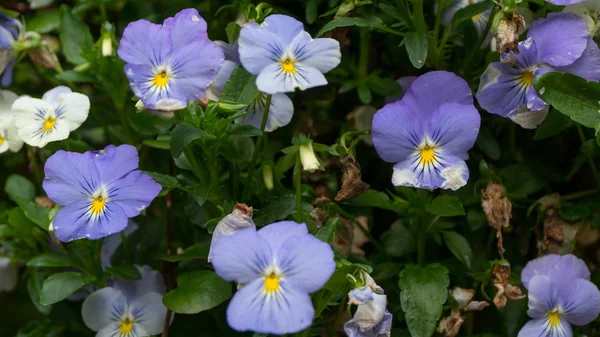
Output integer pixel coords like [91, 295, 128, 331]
[211, 221, 335, 334]
[0, 13, 21, 87]
[372, 71, 480, 191]
[43, 145, 161, 242]
[118, 8, 224, 111]
[82, 266, 169, 337]
[238, 14, 341, 94]
[344, 285, 393, 337]
[207, 41, 294, 132]
[476, 13, 600, 129]
[518, 254, 600, 337]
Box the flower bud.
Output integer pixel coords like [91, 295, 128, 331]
[299, 142, 320, 172]
[344, 285, 393, 337]
[135, 100, 146, 111]
[208, 204, 255, 262]
[263, 164, 274, 190]
[101, 34, 113, 57]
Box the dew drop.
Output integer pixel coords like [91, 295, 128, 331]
[539, 87, 545, 95]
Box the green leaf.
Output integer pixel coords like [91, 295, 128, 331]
[533, 72, 600, 129]
[163, 270, 232, 314]
[382, 220, 416, 257]
[59, 5, 93, 65]
[399, 264, 449, 337]
[476, 127, 500, 160]
[226, 22, 241, 44]
[28, 9, 61, 33]
[157, 242, 210, 262]
[40, 272, 95, 305]
[343, 190, 408, 211]
[27, 269, 52, 315]
[143, 139, 170, 150]
[5, 174, 36, 201]
[442, 231, 473, 269]
[227, 124, 262, 137]
[534, 109, 574, 140]
[451, 1, 492, 28]
[27, 253, 74, 268]
[316, 16, 383, 37]
[220, 66, 260, 106]
[426, 196, 465, 217]
[15, 198, 50, 230]
[106, 265, 142, 280]
[405, 32, 428, 69]
[55, 70, 96, 82]
[306, 0, 319, 24]
[357, 84, 372, 104]
[142, 171, 180, 189]
[315, 217, 338, 243]
[170, 122, 214, 157]
[253, 194, 297, 226]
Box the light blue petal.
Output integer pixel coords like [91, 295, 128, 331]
[238, 23, 286, 75]
[43, 150, 100, 205]
[559, 278, 600, 325]
[93, 145, 139, 184]
[555, 37, 600, 81]
[528, 13, 588, 67]
[257, 221, 308, 254]
[261, 14, 304, 45]
[165, 8, 208, 50]
[527, 275, 558, 319]
[521, 254, 562, 289]
[207, 60, 238, 101]
[425, 102, 480, 155]
[124, 63, 183, 110]
[226, 278, 314, 334]
[130, 292, 169, 335]
[517, 318, 572, 337]
[82, 287, 127, 331]
[372, 101, 425, 163]
[391, 152, 469, 191]
[212, 227, 273, 284]
[106, 170, 161, 218]
[275, 230, 335, 293]
[237, 93, 294, 132]
[289, 31, 341, 73]
[42, 86, 72, 104]
[113, 265, 167, 302]
[118, 20, 171, 68]
[348, 286, 375, 304]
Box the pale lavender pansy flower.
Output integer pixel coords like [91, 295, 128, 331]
[238, 14, 341, 94]
[0, 13, 21, 87]
[207, 41, 294, 132]
[477, 13, 600, 129]
[344, 284, 392, 337]
[211, 221, 335, 334]
[0, 90, 23, 154]
[372, 71, 480, 191]
[0, 257, 18, 292]
[12, 86, 90, 148]
[42, 145, 161, 242]
[518, 254, 600, 337]
[118, 8, 224, 111]
[82, 265, 169, 337]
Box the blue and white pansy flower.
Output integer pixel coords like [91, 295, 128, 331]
[443, 0, 492, 37]
[82, 266, 170, 337]
[11, 86, 90, 148]
[0, 12, 22, 87]
[238, 14, 341, 94]
[0, 90, 23, 154]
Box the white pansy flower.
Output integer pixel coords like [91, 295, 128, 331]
[565, 0, 600, 36]
[0, 90, 23, 154]
[12, 86, 90, 148]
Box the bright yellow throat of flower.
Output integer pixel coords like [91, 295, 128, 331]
[419, 145, 436, 165]
[90, 196, 106, 215]
[0, 136, 5, 145]
[43, 117, 56, 132]
[153, 71, 169, 88]
[548, 311, 560, 326]
[281, 59, 296, 74]
[522, 71, 534, 87]
[264, 273, 280, 293]
[120, 318, 134, 334]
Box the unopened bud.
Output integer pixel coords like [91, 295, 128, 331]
[299, 142, 320, 172]
[135, 100, 146, 111]
[101, 34, 113, 57]
[262, 164, 274, 190]
[208, 204, 255, 262]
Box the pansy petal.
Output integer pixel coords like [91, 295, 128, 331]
[257, 221, 308, 254]
[555, 37, 600, 81]
[215, 40, 240, 63]
[521, 254, 562, 289]
[402, 71, 473, 118]
[54, 200, 128, 241]
[43, 150, 100, 204]
[262, 14, 305, 45]
[82, 287, 127, 331]
[527, 275, 558, 319]
[391, 149, 468, 191]
[55, 92, 90, 131]
[426, 102, 480, 154]
[169, 38, 225, 101]
[42, 86, 72, 103]
[476, 62, 538, 118]
[212, 227, 273, 284]
[289, 31, 341, 73]
[239, 93, 294, 132]
[372, 102, 424, 163]
[527, 13, 588, 67]
[552, 255, 591, 282]
[207, 60, 238, 101]
[118, 20, 171, 67]
[226, 278, 314, 334]
[256, 62, 328, 94]
[124, 63, 185, 111]
[166, 8, 208, 50]
[130, 292, 169, 335]
[276, 232, 335, 293]
[92, 144, 139, 183]
[114, 266, 167, 301]
[239, 23, 286, 75]
[106, 170, 161, 217]
[559, 278, 600, 325]
[517, 318, 572, 337]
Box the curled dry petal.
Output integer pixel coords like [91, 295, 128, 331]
[335, 156, 370, 202]
[481, 181, 512, 258]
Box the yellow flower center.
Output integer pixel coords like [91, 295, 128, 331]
[281, 59, 296, 74]
[472, 13, 481, 20]
[522, 71, 534, 87]
[264, 273, 280, 293]
[89, 195, 106, 215]
[0, 136, 5, 145]
[43, 117, 56, 132]
[152, 71, 169, 88]
[419, 145, 436, 165]
[548, 311, 560, 326]
[119, 318, 134, 334]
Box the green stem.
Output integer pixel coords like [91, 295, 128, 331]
[328, 286, 349, 337]
[241, 94, 272, 201]
[576, 124, 600, 189]
[412, 0, 428, 33]
[462, 8, 497, 72]
[433, 0, 444, 44]
[295, 156, 303, 222]
[27, 145, 43, 184]
[418, 216, 427, 266]
[358, 29, 370, 78]
[335, 205, 386, 252]
[376, 26, 405, 36]
[64, 138, 72, 151]
[562, 188, 599, 201]
[185, 146, 206, 185]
